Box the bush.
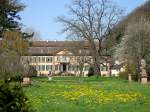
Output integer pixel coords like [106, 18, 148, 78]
[0, 50, 23, 80]
[0, 80, 34, 112]
[118, 71, 128, 80]
[88, 67, 94, 77]
[28, 66, 37, 77]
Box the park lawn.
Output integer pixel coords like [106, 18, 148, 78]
[24, 76, 150, 112]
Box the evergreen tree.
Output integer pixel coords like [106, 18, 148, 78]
[0, 0, 25, 37]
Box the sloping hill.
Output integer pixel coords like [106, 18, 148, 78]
[112, 0, 150, 43]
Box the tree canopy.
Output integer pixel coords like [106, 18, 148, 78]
[2, 31, 29, 55]
[58, 0, 123, 75]
[0, 0, 25, 37]
[110, 0, 150, 44]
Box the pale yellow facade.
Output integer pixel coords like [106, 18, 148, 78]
[22, 49, 121, 77]
[22, 49, 92, 76]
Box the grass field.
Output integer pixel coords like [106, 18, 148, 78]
[24, 76, 150, 112]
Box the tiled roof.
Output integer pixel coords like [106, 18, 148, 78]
[28, 47, 64, 56]
[30, 41, 90, 48]
[0, 40, 92, 56]
[28, 41, 91, 56]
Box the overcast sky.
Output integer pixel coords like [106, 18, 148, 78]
[20, 0, 148, 41]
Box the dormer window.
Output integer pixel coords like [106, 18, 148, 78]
[79, 49, 82, 54]
[40, 49, 43, 53]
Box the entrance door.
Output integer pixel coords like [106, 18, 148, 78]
[63, 64, 66, 72]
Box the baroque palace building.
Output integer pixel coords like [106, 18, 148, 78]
[22, 41, 121, 77]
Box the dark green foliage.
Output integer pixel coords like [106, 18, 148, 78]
[118, 71, 138, 81]
[0, 80, 34, 112]
[28, 66, 37, 77]
[0, 0, 25, 37]
[88, 67, 94, 77]
[118, 71, 128, 80]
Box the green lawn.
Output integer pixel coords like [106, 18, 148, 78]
[24, 76, 150, 112]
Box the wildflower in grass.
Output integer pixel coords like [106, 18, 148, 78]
[59, 85, 144, 105]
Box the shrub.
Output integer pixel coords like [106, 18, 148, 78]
[0, 80, 34, 112]
[88, 67, 94, 77]
[28, 65, 37, 77]
[118, 71, 128, 80]
[0, 50, 23, 80]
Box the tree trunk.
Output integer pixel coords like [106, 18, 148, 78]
[89, 41, 101, 76]
[94, 62, 101, 76]
[137, 59, 141, 82]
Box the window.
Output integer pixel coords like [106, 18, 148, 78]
[28, 57, 31, 62]
[37, 65, 41, 71]
[101, 65, 103, 71]
[33, 65, 36, 69]
[68, 65, 71, 71]
[68, 65, 74, 71]
[42, 65, 45, 71]
[71, 65, 75, 71]
[36, 65, 39, 71]
[57, 57, 60, 61]
[101, 66, 107, 71]
[46, 65, 52, 71]
[46, 57, 52, 62]
[30, 57, 33, 63]
[62, 56, 66, 62]
[38, 57, 41, 62]
[55, 65, 59, 71]
[30, 65, 35, 70]
[35, 57, 38, 63]
[84, 65, 89, 71]
[42, 57, 45, 62]
[59, 65, 61, 71]
[32, 57, 36, 63]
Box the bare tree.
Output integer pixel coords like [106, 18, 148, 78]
[68, 41, 92, 77]
[58, 0, 123, 76]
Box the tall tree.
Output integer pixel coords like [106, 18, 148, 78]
[0, 0, 25, 37]
[114, 19, 150, 81]
[2, 31, 29, 56]
[58, 0, 123, 75]
[0, 35, 33, 112]
[0, 30, 29, 79]
[69, 41, 92, 77]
